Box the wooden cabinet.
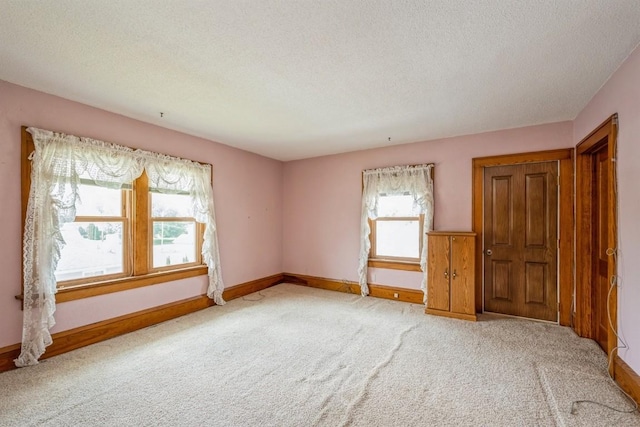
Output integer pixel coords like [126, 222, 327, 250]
[425, 231, 477, 321]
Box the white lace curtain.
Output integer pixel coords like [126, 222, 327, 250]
[357, 164, 434, 301]
[16, 127, 225, 367]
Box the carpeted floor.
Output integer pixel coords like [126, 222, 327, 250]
[0, 283, 638, 426]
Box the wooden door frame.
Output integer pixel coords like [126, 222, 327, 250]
[472, 149, 574, 325]
[575, 114, 618, 361]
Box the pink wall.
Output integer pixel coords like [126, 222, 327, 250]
[573, 45, 640, 373]
[0, 80, 283, 348]
[3, 42, 638, 374]
[282, 122, 573, 289]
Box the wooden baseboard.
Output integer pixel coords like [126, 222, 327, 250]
[614, 355, 640, 406]
[222, 273, 284, 300]
[425, 308, 477, 321]
[282, 272, 424, 304]
[0, 344, 20, 373]
[0, 273, 284, 374]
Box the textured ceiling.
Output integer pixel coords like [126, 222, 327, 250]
[1, 1, 639, 161]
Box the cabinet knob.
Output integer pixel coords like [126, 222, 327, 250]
[444, 269, 449, 279]
[452, 270, 457, 279]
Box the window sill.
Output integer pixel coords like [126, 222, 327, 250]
[16, 265, 208, 304]
[368, 259, 422, 272]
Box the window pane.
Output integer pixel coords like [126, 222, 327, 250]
[75, 184, 122, 217]
[55, 222, 124, 282]
[152, 221, 197, 268]
[151, 192, 193, 218]
[375, 220, 420, 258]
[378, 194, 418, 217]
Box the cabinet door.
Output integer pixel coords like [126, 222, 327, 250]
[427, 234, 450, 311]
[450, 235, 475, 315]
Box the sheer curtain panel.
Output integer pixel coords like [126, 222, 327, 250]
[357, 164, 434, 301]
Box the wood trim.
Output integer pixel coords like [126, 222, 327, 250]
[20, 128, 34, 298]
[133, 170, 150, 276]
[614, 356, 640, 407]
[368, 260, 422, 272]
[428, 231, 476, 236]
[1, 273, 284, 373]
[282, 272, 424, 304]
[472, 148, 574, 325]
[55, 266, 209, 303]
[575, 152, 593, 337]
[471, 148, 573, 167]
[558, 155, 574, 326]
[576, 116, 616, 155]
[222, 273, 285, 300]
[608, 119, 619, 365]
[368, 283, 423, 304]
[1, 295, 213, 373]
[0, 343, 21, 373]
[425, 308, 477, 322]
[574, 115, 618, 367]
[287, 273, 360, 294]
[21, 127, 33, 235]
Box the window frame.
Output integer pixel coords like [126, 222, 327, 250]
[56, 216, 131, 286]
[19, 127, 208, 303]
[148, 189, 203, 272]
[368, 214, 424, 272]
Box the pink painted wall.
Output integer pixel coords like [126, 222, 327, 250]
[0, 80, 283, 348]
[282, 122, 573, 289]
[573, 44, 640, 373]
[4, 41, 637, 374]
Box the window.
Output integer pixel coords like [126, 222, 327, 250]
[55, 180, 130, 283]
[21, 128, 209, 303]
[368, 193, 424, 269]
[19, 126, 225, 367]
[150, 190, 200, 270]
[358, 163, 434, 297]
[48, 176, 205, 291]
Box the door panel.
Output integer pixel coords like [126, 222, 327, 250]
[484, 162, 558, 321]
[427, 234, 450, 311]
[450, 235, 475, 315]
[492, 177, 513, 245]
[525, 174, 547, 247]
[525, 262, 547, 304]
[594, 147, 609, 351]
[491, 261, 512, 301]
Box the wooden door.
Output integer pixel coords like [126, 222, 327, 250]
[427, 234, 450, 311]
[593, 147, 610, 351]
[483, 162, 558, 321]
[450, 235, 475, 315]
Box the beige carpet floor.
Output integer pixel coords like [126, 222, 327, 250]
[0, 283, 637, 426]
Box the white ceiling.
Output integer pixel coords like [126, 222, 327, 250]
[1, 1, 639, 161]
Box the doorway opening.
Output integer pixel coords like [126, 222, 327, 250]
[472, 149, 574, 325]
[575, 114, 618, 362]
